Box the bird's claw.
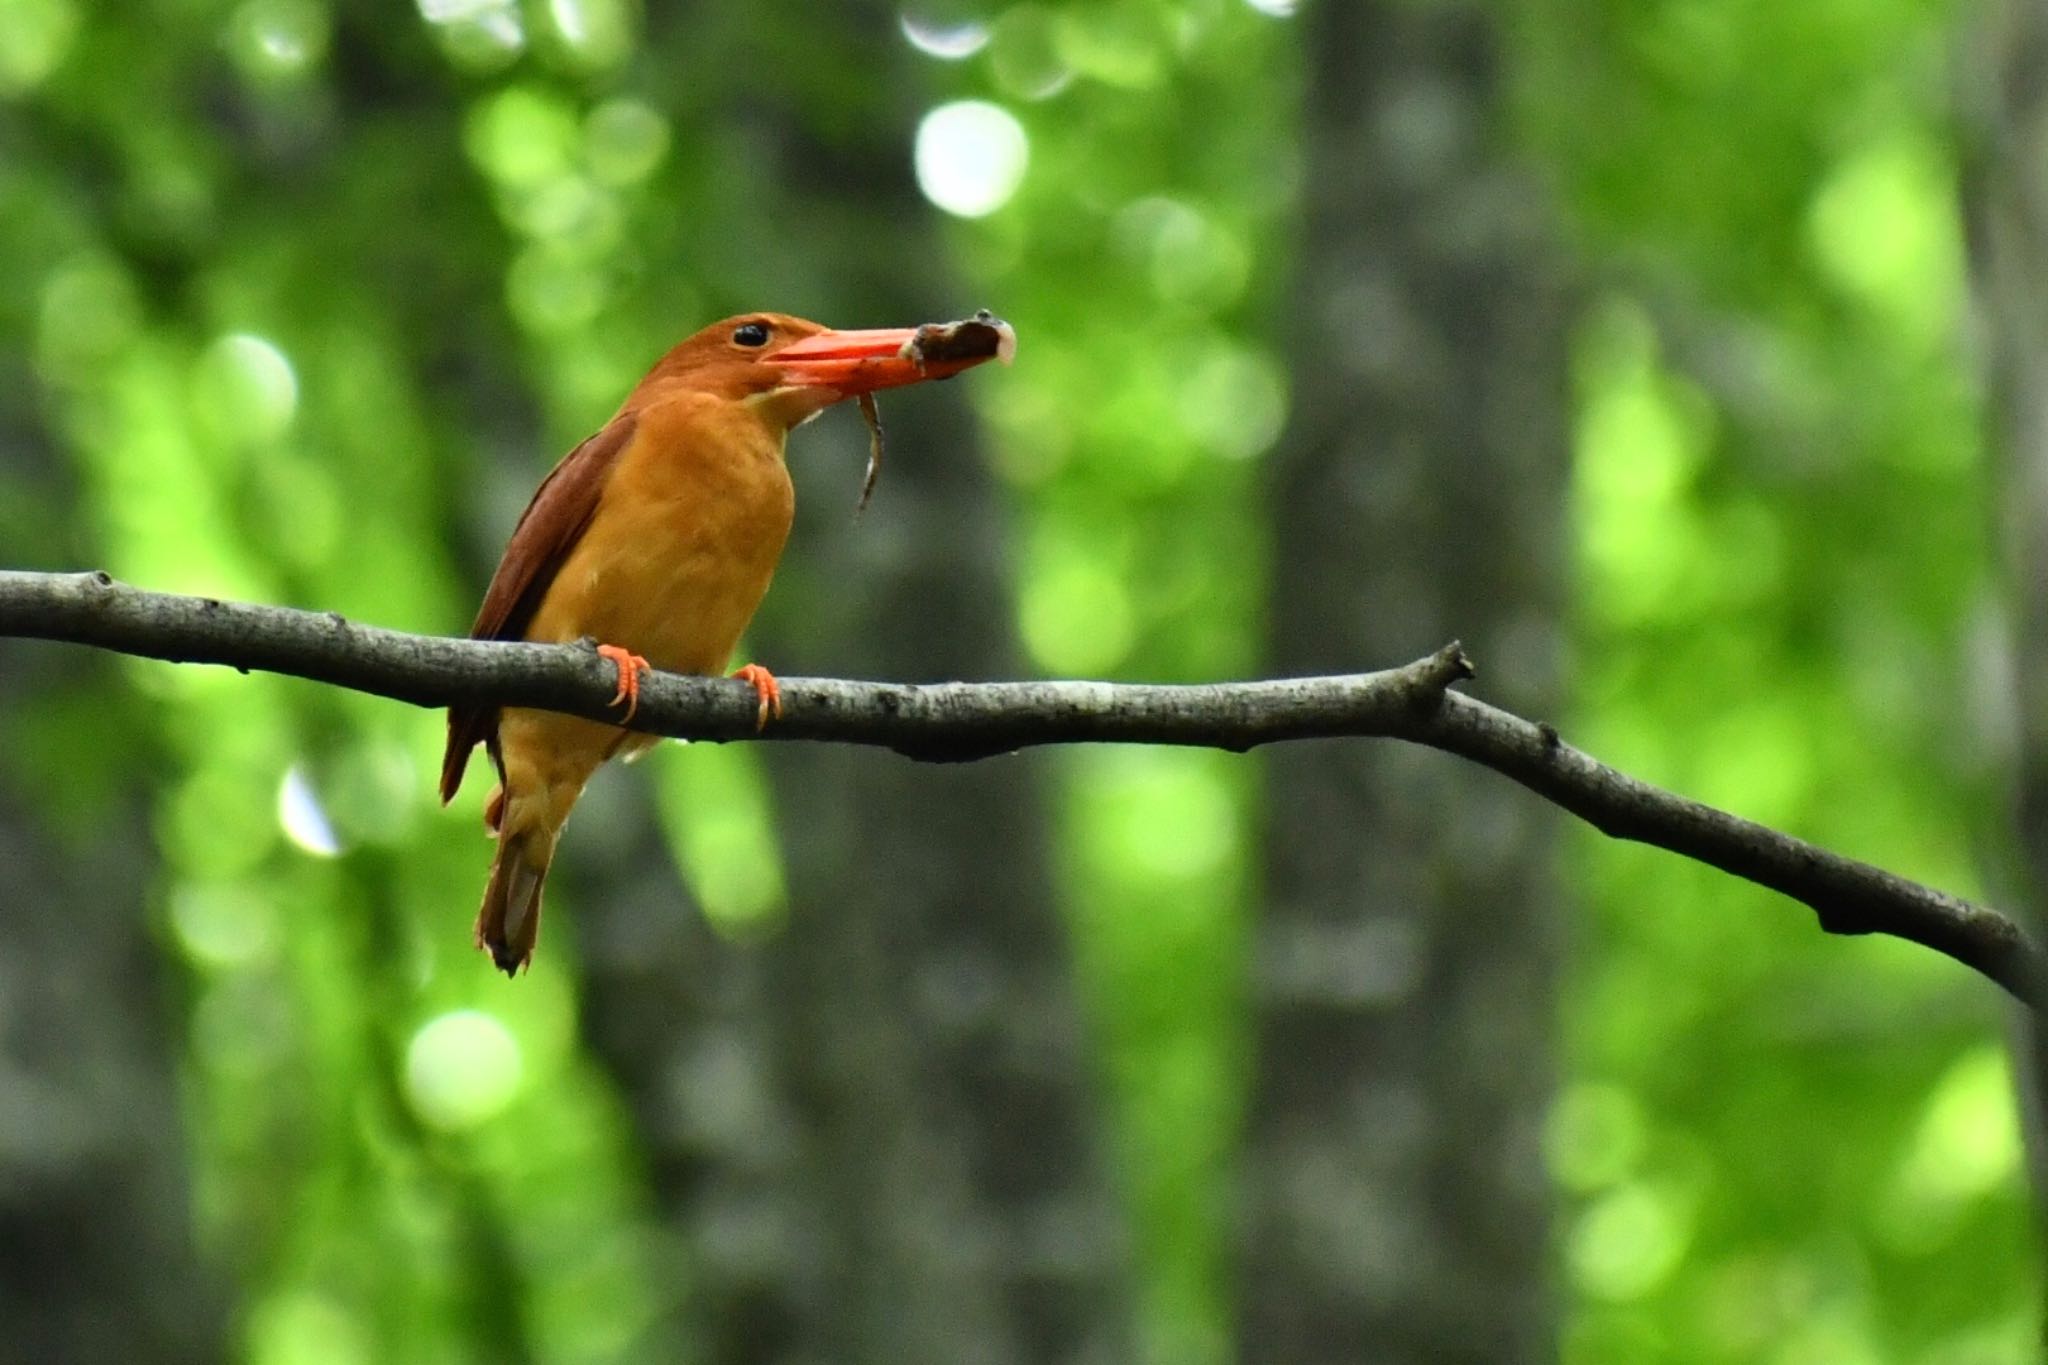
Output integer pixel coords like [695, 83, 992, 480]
[731, 663, 783, 731]
[597, 644, 652, 722]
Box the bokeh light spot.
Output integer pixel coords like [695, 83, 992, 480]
[1569, 1179, 1695, 1301]
[227, 0, 328, 78]
[915, 101, 1029, 219]
[1020, 552, 1133, 675]
[1083, 750, 1239, 883]
[899, 8, 988, 59]
[548, 0, 631, 68]
[194, 333, 299, 444]
[277, 765, 341, 857]
[988, 5, 1072, 100]
[1162, 211, 1249, 309]
[0, 0, 78, 95]
[655, 744, 788, 934]
[417, 0, 522, 60]
[405, 1010, 525, 1130]
[1808, 133, 1961, 346]
[324, 741, 426, 845]
[585, 99, 669, 185]
[1546, 1082, 1646, 1192]
[36, 254, 142, 381]
[466, 86, 578, 188]
[1896, 1046, 2022, 1206]
[511, 174, 616, 249]
[419, 0, 496, 20]
[1054, 4, 1162, 88]
[170, 884, 281, 969]
[1573, 305, 1720, 628]
[1179, 340, 1286, 459]
[249, 1290, 371, 1365]
[508, 245, 608, 334]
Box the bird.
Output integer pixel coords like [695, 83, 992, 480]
[440, 310, 1015, 975]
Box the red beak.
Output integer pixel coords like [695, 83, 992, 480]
[770, 314, 1017, 394]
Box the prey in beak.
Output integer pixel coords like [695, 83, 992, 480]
[770, 309, 1018, 509]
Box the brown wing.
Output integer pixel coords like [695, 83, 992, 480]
[440, 412, 639, 805]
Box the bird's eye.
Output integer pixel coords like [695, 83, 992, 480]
[732, 322, 771, 348]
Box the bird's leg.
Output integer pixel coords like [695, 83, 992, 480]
[596, 643, 653, 722]
[730, 663, 783, 730]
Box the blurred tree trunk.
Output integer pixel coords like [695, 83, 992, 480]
[1240, 3, 1569, 1361]
[0, 437, 227, 1363]
[576, 13, 1130, 1365]
[1959, 0, 2048, 1247]
[0, 745, 226, 1365]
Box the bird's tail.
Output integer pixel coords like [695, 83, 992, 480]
[475, 802, 559, 976]
[469, 711, 608, 975]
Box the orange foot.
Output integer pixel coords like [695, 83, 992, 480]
[731, 662, 783, 731]
[597, 643, 652, 723]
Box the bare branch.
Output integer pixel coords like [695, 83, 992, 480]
[3, 568, 2041, 1008]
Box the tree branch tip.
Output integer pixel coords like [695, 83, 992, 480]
[1403, 642, 1475, 710]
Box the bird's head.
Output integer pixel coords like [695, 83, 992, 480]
[645, 311, 1016, 429]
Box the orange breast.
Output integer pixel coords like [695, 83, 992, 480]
[525, 390, 796, 675]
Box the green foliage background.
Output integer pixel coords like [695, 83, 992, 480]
[0, 0, 2035, 1360]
